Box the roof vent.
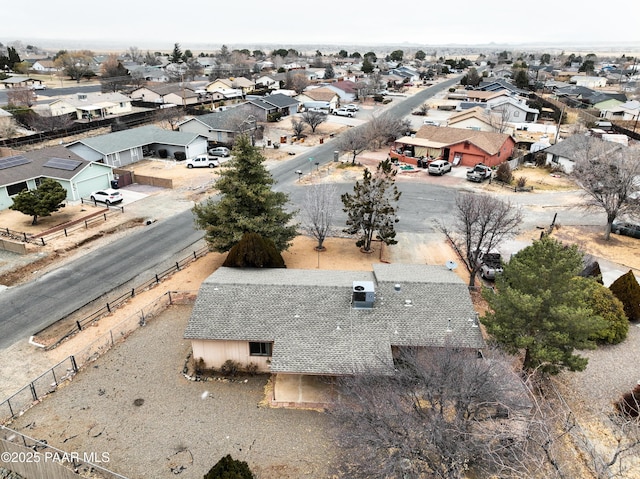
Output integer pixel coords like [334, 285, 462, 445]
[352, 281, 375, 309]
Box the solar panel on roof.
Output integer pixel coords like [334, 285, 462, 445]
[0, 155, 31, 170]
[43, 157, 82, 171]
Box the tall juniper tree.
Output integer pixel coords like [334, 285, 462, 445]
[192, 134, 298, 253]
[341, 159, 400, 253]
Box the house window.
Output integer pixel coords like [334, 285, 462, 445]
[7, 181, 28, 196]
[34, 177, 44, 187]
[249, 342, 272, 357]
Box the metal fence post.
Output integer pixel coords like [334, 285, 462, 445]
[29, 382, 38, 401]
[51, 368, 57, 386]
[71, 355, 78, 373]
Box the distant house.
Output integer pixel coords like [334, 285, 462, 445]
[0, 146, 113, 210]
[391, 126, 515, 168]
[600, 100, 640, 121]
[465, 89, 511, 103]
[184, 264, 485, 406]
[255, 74, 284, 90]
[206, 78, 255, 95]
[246, 93, 299, 121]
[297, 87, 340, 111]
[324, 80, 359, 102]
[486, 96, 539, 123]
[476, 79, 530, 97]
[543, 134, 624, 173]
[129, 83, 200, 105]
[66, 125, 208, 167]
[31, 60, 58, 73]
[447, 107, 496, 132]
[35, 92, 133, 120]
[570, 75, 607, 88]
[178, 108, 252, 145]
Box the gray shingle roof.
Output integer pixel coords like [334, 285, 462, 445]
[262, 93, 299, 108]
[185, 265, 485, 375]
[542, 134, 624, 160]
[68, 125, 204, 154]
[0, 147, 91, 186]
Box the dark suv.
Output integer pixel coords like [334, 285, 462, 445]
[611, 221, 640, 239]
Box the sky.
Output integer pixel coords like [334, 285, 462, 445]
[2, 0, 639, 53]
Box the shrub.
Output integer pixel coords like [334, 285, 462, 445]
[577, 277, 628, 344]
[204, 455, 255, 479]
[373, 94, 384, 103]
[609, 270, 640, 322]
[174, 151, 186, 161]
[245, 362, 259, 376]
[495, 162, 513, 184]
[615, 383, 640, 418]
[223, 232, 286, 268]
[449, 87, 456, 93]
[158, 148, 168, 158]
[220, 359, 241, 377]
[516, 176, 527, 188]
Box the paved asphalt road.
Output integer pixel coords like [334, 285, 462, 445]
[0, 79, 461, 348]
[0, 76, 600, 349]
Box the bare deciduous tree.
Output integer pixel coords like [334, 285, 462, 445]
[487, 106, 511, 133]
[335, 127, 369, 164]
[289, 72, 310, 94]
[418, 103, 430, 115]
[364, 111, 411, 149]
[6, 87, 36, 107]
[155, 106, 184, 131]
[300, 110, 327, 133]
[439, 192, 522, 288]
[29, 111, 74, 132]
[302, 183, 339, 250]
[571, 137, 640, 240]
[291, 118, 306, 140]
[330, 347, 536, 479]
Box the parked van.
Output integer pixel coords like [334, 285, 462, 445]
[185, 155, 219, 168]
[428, 160, 452, 176]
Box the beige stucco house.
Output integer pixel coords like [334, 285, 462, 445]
[185, 264, 485, 406]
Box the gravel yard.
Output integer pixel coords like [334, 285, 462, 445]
[5, 304, 336, 479]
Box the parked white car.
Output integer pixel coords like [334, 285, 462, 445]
[186, 155, 219, 168]
[333, 107, 354, 118]
[90, 188, 123, 205]
[423, 119, 440, 126]
[344, 104, 359, 112]
[428, 160, 452, 176]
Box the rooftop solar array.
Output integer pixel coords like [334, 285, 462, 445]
[0, 155, 31, 170]
[43, 157, 82, 171]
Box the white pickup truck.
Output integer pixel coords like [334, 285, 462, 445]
[185, 155, 219, 168]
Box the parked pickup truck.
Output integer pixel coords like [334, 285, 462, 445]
[477, 250, 503, 280]
[185, 155, 219, 168]
[466, 163, 493, 182]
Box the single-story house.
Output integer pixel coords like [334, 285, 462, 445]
[600, 100, 640, 121]
[570, 75, 607, 88]
[0, 146, 114, 210]
[129, 83, 200, 105]
[297, 87, 340, 111]
[66, 125, 208, 167]
[543, 134, 625, 173]
[391, 125, 516, 168]
[255, 74, 284, 90]
[31, 60, 59, 73]
[178, 108, 252, 145]
[324, 80, 359, 102]
[246, 93, 299, 121]
[34, 92, 132, 120]
[184, 264, 485, 406]
[446, 107, 496, 132]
